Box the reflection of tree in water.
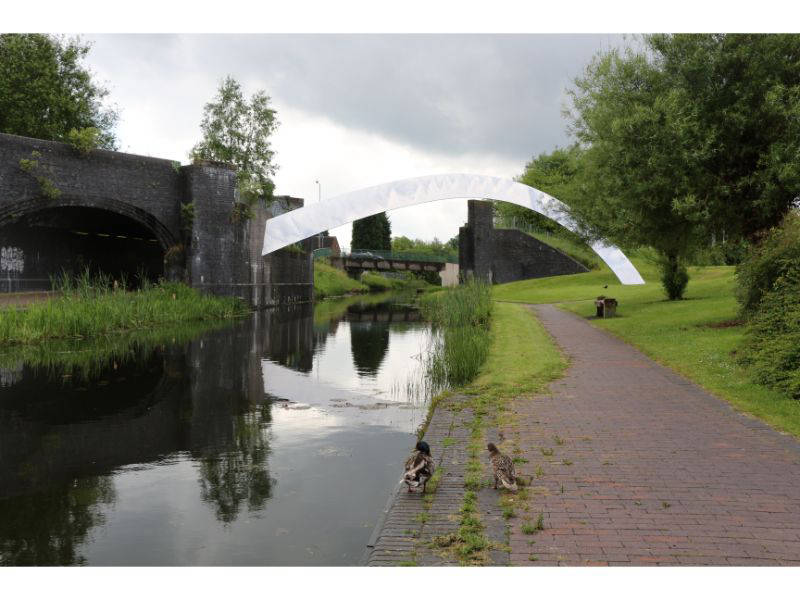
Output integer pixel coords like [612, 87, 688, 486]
[350, 322, 390, 376]
[0, 476, 115, 566]
[197, 407, 275, 524]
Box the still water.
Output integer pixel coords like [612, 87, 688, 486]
[0, 294, 433, 566]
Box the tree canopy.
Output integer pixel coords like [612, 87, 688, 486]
[565, 34, 800, 299]
[191, 76, 279, 205]
[392, 235, 458, 259]
[0, 34, 118, 149]
[352, 212, 391, 251]
[495, 145, 585, 239]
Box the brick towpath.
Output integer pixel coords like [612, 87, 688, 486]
[508, 304, 800, 566]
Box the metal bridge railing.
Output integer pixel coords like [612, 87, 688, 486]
[346, 249, 457, 263]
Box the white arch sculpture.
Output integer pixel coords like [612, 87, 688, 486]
[262, 174, 645, 285]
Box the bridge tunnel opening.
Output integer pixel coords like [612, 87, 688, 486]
[0, 205, 166, 293]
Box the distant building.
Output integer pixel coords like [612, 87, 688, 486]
[308, 231, 341, 257]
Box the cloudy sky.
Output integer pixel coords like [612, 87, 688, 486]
[83, 34, 627, 248]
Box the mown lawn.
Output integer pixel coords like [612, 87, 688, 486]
[467, 301, 566, 398]
[493, 259, 800, 438]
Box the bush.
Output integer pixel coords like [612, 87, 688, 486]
[739, 267, 800, 399]
[735, 212, 800, 316]
[658, 254, 689, 300]
[66, 127, 101, 155]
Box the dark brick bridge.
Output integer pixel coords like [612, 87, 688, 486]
[0, 132, 312, 306]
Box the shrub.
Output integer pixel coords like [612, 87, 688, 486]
[66, 127, 101, 155]
[739, 267, 800, 399]
[735, 212, 800, 317]
[658, 254, 689, 300]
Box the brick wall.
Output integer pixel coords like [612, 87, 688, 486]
[0, 132, 313, 305]
[458, 199, 589, 284]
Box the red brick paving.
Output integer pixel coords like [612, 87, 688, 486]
[507, 304, 800, 566]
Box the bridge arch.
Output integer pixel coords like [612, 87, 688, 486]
[0, 195, 178, 291]
[262, 174, 644, 285]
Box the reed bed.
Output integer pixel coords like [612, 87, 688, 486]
[419, 277, 493, 387]
[0, 269, 247, 345]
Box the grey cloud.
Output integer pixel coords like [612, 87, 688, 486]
[89, 34, 628, 163]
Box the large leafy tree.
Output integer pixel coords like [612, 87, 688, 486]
[192, 76, 279, 205]
[352, 212, 391, 251]
[566, 34, 800, 299]
[495, 145, 585, 239]
[0, 34, 118, 149]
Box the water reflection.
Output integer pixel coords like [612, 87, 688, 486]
[0, 293, 432, 565]
[0, 476, 115, 566]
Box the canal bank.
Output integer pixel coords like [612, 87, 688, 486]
[367, 302, 567, 565]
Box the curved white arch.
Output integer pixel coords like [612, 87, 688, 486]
[263, 174, 645, 285]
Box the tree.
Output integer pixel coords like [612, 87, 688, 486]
[352, 212, 391, 251]
[191, 76, 279, 210]
[495, 145, 586, 240]
[0, 34, 118, 149]
[391, 236, 458, 260]
[566, 34, 800, 299]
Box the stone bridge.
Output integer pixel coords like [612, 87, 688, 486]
[0, 132, 312, 306]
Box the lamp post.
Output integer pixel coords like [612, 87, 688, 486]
[315, 180, 323, 250]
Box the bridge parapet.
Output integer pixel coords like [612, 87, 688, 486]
[0, 132, 313, 306]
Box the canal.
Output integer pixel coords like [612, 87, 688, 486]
[0, 293, 436, 566]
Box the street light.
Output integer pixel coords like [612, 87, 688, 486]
[315, 180, 323, 250]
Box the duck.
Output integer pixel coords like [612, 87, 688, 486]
[403, 441, 434, 493]
[487, 442, 518, 491]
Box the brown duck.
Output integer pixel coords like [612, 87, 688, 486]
[488, 442, 518, 491]
[403, 441, 434, 493]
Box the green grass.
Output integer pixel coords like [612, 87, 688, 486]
[493, 258, 800, 438]
[0, 278, 246, 346]
[465, 301, 567, 398]
[313, 260, 368, 298]
[521, 523, 537, 535]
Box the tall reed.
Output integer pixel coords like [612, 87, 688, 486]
[419, 277, 492, 387]
[0, 268, 248, 345]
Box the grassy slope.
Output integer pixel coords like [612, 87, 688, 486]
[313, 260, 367, 298]
[493, 258, 800, 438]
